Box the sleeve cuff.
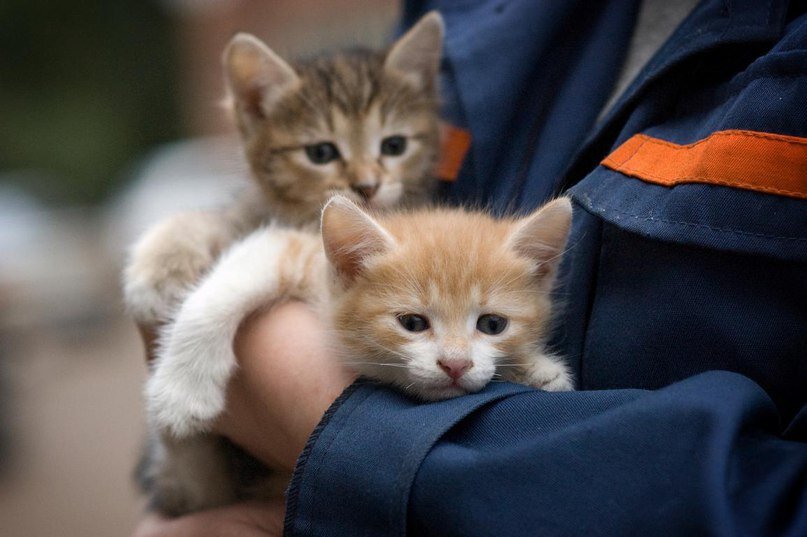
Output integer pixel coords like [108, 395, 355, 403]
[284, 379, 534, 536]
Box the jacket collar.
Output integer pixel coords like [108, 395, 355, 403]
[559, 0, 792, 192]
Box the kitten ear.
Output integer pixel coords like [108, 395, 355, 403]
[223, 33, 299, 131]
[506, 198, 573, 283]
[321, 196, 396, 285]
[384, 11, 444, 86]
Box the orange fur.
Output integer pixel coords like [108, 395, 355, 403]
[322, 197, 574, 399]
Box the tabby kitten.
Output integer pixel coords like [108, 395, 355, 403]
[124, 12, 443, 326]
[148, 196, 574, 498]
[132, 12, 444, 516]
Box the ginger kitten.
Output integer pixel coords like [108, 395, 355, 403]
[124, 12, 443, 326]
[324, 198, 574, 400]
[146, 196, 574, 514]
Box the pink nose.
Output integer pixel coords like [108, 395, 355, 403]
[438, 358, 473, 380]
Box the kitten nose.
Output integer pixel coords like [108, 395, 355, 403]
[351, 182, 379, 200]
[438, 358, 473, 380]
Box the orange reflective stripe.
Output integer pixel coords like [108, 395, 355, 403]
[601, 130, 807, 200]
[434, 122, 472, 182]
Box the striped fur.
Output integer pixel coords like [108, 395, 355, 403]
[125, 12, 443, 325]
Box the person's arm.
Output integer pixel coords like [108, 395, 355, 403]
[135, 302, 807, 536]
[154, 303, 807, 536]
[284, 369, 807, 536]
[216, 301, 355, 472]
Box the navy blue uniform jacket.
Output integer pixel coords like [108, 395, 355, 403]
[285, 1, 807, 535]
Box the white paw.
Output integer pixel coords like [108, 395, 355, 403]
[123, 212, 227, 324]
[523, 357, 574, 392]
[146, 374, 225, 439]
[146, 318, 234, 438]
[146, 372, 226, 439]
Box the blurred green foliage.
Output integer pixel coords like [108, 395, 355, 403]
[0, 0, 180, 205]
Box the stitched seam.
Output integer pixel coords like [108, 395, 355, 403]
[284, 382, 369, 535]
[628, 130, 807, 149]
[602, 130, 807, 199]
[391, 387, 533, 535]
[576, 188, 807, 242]
[311, 388, 369, 483]
[614, 137, 649, 167]
[726, 24, 775, 31]
[615, 167, 807, 198]
[577, 218, 606, 389]
[726, 73, 807, 99]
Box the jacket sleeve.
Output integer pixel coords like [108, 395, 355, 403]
[283, 371, 807, 537]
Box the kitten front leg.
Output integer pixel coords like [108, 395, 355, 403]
[124, 210, 243, 325]
[146, 225, 322, 437]
[502, 352, 574, 392]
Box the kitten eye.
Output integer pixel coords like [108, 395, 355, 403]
[380, 135, 407, 156]
[476, 314, 508, 335]
[305, 142, 341, 164]
[397, 313, 430, 332]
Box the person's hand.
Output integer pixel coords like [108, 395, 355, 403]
[216, 300, 357, 471]
[137, 300, 356, 471]
[133, 499, 285, 537]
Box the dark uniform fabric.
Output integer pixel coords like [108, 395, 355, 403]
[285, 1, 807, 535]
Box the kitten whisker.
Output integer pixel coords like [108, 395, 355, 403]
[343, 362, 409, 368]
[354, 335, 412, 362]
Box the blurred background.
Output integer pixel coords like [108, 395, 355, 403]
[0, 1, 398, 535]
